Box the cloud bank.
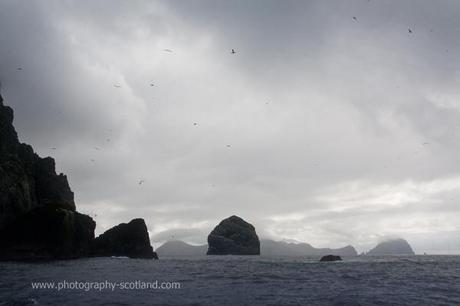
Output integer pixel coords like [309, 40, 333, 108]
[1, 0, 460, 253]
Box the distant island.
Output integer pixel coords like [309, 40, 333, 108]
[158, 215, 357, 257]
[366, 238, 415, 256]
[157, 240, 207, 257]
[261, 239, 357, 257]
[157, 237, 357, 257]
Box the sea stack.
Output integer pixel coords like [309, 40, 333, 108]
[92, 218, 158, 259]
[207, 215, 260, 255]
[367, 238, 415, 256]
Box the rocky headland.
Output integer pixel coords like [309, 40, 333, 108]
[0, 94, 157, 260]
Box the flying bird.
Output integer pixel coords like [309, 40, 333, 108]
[94, 147, 100, 150]
[164, 49, 173, 53]
[226, 144, 231, 148]
[90, 159, 95, 162]
[50, 147, 56, 150]
[408, 28, 413, 34]
[17, 67, 22, 71]
[352, 16, 358, 21]
[114, 84, 121, 88]
[231, 49, 236, 54]
[138, 180, 145, 185]
[150, 83, 154, 87]
[193, 122, 198, 126]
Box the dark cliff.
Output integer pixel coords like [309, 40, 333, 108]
[0, 94, 75, 229]
[0, 94, 92, 260]
[0, 94, 155, 260]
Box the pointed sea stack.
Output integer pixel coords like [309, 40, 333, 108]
[92, 218, 158, 259]
[207, 215, 260, 255]
[367, 238, 415, 256]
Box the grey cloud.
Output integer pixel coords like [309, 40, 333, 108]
[1, 0, 460, 253]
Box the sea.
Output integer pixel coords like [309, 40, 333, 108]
[1, 255, 459, 305]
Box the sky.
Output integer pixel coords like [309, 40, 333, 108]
[1, 0, 460, 254]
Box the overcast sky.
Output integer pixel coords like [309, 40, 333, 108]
[1, 0, 460, 254]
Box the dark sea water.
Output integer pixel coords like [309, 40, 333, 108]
[1, 255, 460, 306]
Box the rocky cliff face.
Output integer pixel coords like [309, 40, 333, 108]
[0, 94, 155, 260]
[0, 94, 91, 260]
[207, 215, 260, 255]
[0, 94, 75, 229]
[92, 219, 158, 259]
[0, 206, 95, 260]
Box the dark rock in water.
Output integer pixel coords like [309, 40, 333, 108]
[320, 255, 342, 262]
[367, 238, 415, 256]
[92, 219, 158, 259]
[207, 215, 260, 255]
[0, 206, 95, 260]
[0, 94, 75, 229]
[156, 240, 207, 257]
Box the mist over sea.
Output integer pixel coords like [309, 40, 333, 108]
[1, 255, 459, 306]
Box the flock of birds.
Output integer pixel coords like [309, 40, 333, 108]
[26, 46, 239, 188]
[14, 17, 427, 189]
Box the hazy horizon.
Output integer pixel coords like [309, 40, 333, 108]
[1, 0, 460, 255]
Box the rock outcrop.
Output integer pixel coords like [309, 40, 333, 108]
[366, 238, 415, 256]
[207, 215, 260, 255]
[92, 219, 158, 259]
[320, 255, 342, 262]
[156, 240, 207, 257]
